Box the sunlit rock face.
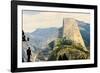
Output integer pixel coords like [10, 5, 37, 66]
[63, 18, 87, 51]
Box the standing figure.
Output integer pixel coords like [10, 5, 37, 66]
[27, 37, 29, 41]
[27, 47, 31, 62]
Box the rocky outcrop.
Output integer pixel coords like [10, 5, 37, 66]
[63, 18, 88, 51]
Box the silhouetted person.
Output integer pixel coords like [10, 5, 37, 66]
[27, 47, 31, 62]
[23, 35, 26, 41]
[22, 30, 26, 41]
[27, 37, 29, 41]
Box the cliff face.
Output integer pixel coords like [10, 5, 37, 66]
[63, 18, 88, 51]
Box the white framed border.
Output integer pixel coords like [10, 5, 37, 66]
[17, 5, 94, 68]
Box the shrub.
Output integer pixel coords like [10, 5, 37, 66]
[48, 37, 89, 61]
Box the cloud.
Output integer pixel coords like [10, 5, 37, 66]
[23, 11, 90, 32]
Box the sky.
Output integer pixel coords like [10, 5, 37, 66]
[22, 10, 90, 32]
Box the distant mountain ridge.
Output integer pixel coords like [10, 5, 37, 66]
[25, 20, 90, 50]
[26, 27, 59, 50]
[77, 20, 90, 48]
